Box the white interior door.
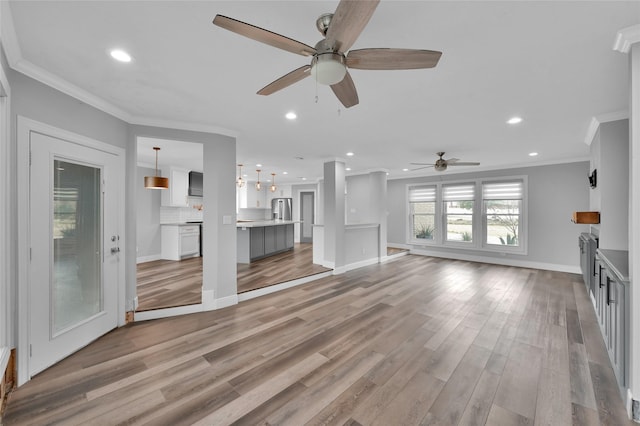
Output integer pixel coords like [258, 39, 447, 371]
[29, 131, 120, 376]
[300, 192, 314, 243]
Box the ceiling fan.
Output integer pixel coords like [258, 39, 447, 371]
[212, 0, 442, 108]
[411, 152, 480, 172]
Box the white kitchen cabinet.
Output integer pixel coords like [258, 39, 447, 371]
[161, 224, 200, 260]
[161, 167, 190, 207]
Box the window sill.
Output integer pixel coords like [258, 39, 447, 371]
[409, 240, 527, 256]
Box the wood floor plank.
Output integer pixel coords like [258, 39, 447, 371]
[458, 370, 501, 426]
[3, 255, 632, 426]
[492, 342, 543, 420]
[534, 367, 572, 426]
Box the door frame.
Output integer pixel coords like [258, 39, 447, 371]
[294, 188, 316, 243]
[17, 116, 126, 385]
[299, 191, 315, 243]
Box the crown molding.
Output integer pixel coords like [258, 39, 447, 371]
[583, 110, 629, 146]
[613, 24, 640, 54]
[129, 116, 238, 138]
[0, 2, 239, 138]
[16, 58, 134, 122]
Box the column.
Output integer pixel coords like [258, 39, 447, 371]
[323, 159, 346, 270]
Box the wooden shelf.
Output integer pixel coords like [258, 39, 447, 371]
[572, 211, 600, 224]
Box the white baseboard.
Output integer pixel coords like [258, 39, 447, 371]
[334, 257, 380, 275]
[136, 254, 161, 264]
[134, 304, 204, 322]
[238, 271, 333, 302]
[201, 289, 215, 310]
[214, 294, 238, 309]
[387, 242, 412, 250]
[133, 296, 139, 311]
[409, 248, 580, 274]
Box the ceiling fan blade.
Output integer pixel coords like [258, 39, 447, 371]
[409, 162, 432, 165]
[446, 158, 460, 163]
[411, 165, 435, 171]
[330, 71, 359, 108]
[447, 162, 480, 166]
[325, 0, 380, 52]
[257, 65, 311, 96]
[346, 48, 442, 70]
[213, 15, 316, 57]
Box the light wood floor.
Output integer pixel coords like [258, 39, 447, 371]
[237, 243, 332, 293]
[136, 257, 203, 311]
[4, 255, 632, 425]
[137, 244, 332, 311]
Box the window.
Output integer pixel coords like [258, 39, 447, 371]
[443, 184, 474, 243]
[483, 181, 523, 248]
[409, 185, 436, 241]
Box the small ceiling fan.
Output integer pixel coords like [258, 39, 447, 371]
[411, 152, 480, 172]
[212, 0, 442, 108]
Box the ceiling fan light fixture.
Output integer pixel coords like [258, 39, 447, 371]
[310, 53, 347, 85]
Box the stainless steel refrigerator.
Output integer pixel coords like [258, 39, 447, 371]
[271, 198, 292, 220]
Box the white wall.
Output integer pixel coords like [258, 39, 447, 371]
[136, 166, 162, 261]
[387, 162, 590, 271]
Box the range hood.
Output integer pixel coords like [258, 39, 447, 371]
[189, 171, 203, 197]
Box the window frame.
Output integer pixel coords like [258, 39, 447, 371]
[442, 183, 476, 248]
[481, 177, 527, 254]
[407, 184, 439, 245]
[406, 176, 528, 255]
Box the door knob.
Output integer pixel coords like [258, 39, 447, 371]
[111, 247, 120, 254]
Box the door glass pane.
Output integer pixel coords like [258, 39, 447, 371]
[53, 160, 102, 334]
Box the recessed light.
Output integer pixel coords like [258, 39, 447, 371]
[243, 174, 248, 177]
[110, 49, 132, 63]
[256, 163, 262, 167]
[507, 117, 523, 125]
[283, 171, 288, 175]
[285, 111, 297, 120]
[402, 168, 409, 172]
[301, 177, 307, 181]
[345, 167, 352, 171]
[529, 152, 539, 157]
[346, 152, 354, 156]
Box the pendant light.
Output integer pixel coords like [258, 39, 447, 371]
[255, 169, 262, 191]
[269, 173, 277, 193]
[144, 147, 169, 189]
[236, 164, 245, 188]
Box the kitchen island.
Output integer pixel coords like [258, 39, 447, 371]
[237, 220, 297, 263]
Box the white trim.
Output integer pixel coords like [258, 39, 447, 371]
[409, 248, 580, 274]
[136, 254, 161, 264]
[134, 304, 204, 322]
[0, 51, 11, 374]
[627, 388, 633, 420]
[613, 24, 640, 54]
[16, 116, 127, 385]
[134, 293, 238, 322]
[584, 111, 630, 146]
[129, 116, 238, 139]
[238, 271, 333, 302]
[14, 59, 132, 122]
[214, 294, 238, 310]
[333, 257, 380, 275]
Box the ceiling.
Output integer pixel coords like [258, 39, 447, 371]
[5, 1, 639, 184]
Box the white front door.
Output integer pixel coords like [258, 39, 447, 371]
[29, 131, 120, 376]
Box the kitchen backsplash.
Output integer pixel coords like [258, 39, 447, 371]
[237, 207, 271, 221]
[160, 197, 204, 223]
